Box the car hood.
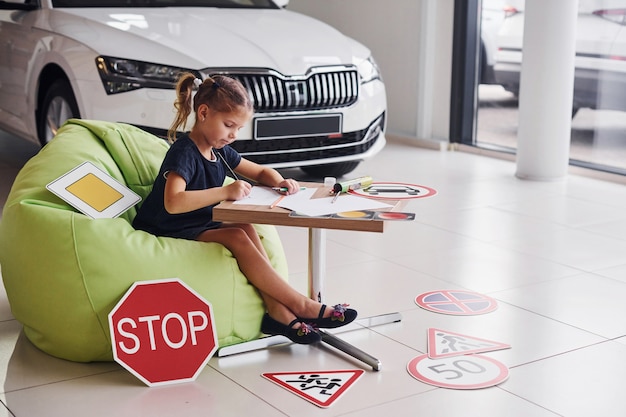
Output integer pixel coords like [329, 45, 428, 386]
[45, 7, 369, 75]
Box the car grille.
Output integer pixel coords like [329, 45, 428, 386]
[208, 67, 359, 112]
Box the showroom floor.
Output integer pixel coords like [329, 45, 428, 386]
[2, 130, 626, 416]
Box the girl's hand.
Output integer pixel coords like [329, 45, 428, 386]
[277, 178, 300, 195]
[225, 180, 252, 201]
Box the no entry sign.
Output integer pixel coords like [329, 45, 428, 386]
[108, 278, 218, 387]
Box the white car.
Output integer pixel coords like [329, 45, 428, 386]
[494, 0, 626, 116]
[479, 0, 508, 84]
[0, 0, 387, 177]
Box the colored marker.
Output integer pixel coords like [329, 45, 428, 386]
[270, 195, 286, 209]
[331, 176, 373, 203]
[271, 187, 307, 192]
[332, 176, 373, 194]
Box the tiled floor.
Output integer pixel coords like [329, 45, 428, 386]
[2, 130, 626, 416]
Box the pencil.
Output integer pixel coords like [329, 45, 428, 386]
[270, 195, 286, 209]
[216, 151, 239, 180]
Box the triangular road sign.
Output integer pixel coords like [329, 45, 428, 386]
[427, 328, 511, 359]
[262, 369, 365, 408]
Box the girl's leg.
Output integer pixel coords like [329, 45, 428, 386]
[197, 227, 327, 322]
[220, 223, 268, 259]
[258, 292, 298, 327]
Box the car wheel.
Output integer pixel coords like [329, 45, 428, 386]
[37, 79, 80, 146]
[300, 161, 360, 178]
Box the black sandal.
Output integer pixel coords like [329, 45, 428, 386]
[298, 304, 357, 329]
[260, 314, 321, 344]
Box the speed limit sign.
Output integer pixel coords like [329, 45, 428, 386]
[407, 354, 509, 389]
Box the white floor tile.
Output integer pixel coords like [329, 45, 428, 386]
[0, 323, 118, 393]
[500, 340, 626, 417]
[592, 263, 626, 283]
[340, 386, 562, 417]
[495, 194, 626, 228]
[1, 365, 283, 417]
[0, 401, 11, 417]
[497, 227, 626, 271]
[390, 241, 581, 293]
[327, 220, 477, 260]
[0, 276, 13, 322]
[415, 205, 567, 243]
[493, 272, 626, 338]
[582, 218, 626, 242]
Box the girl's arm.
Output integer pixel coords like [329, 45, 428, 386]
[163, 172, 251, 214]
[235, 158, 300, 194]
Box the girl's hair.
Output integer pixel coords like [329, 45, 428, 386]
[167, 72, 253, 143]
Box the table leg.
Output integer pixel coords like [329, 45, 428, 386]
[308, 228, 326, 302]
[308, 227, 390, 372]
[319, 331, 382, 371]
[217, 335, 290, 356]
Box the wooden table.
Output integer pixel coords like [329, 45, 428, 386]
[214, 182, 406, 370]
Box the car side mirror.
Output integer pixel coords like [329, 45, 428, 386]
[273, 0, 289, 8]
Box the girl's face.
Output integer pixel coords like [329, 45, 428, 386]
[200, 106, 252, 149]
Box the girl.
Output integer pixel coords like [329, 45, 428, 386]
[133, 73, 357, 344]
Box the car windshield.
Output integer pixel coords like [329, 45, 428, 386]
[51, 0, 278, 8]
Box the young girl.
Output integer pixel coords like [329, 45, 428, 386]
[133, 73, 357, 344]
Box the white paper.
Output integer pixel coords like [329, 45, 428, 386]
[232, 186, 317, 206]
[231, 186, 392, 216]
[279, 193, 392, 216]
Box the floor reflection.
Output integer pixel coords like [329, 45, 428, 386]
[476, 84, 626, 173]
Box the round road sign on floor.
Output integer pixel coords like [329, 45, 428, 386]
[407, 353, 509, 389]
[349, 182, 437, 200]
[415, 290, 498, 316]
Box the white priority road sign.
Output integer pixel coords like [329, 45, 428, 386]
[407, 353, 509, 390]
[262, 370, 364, 408]
[427, 328, 511, 359]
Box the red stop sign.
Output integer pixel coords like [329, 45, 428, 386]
[108, 278, 218, 387]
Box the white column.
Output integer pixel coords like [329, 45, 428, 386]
[515, 0, 578, 180]
[415, 0, 436, 140]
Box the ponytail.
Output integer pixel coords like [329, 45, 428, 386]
[167, 73, 196, 143]
[167, 72, 253, 143]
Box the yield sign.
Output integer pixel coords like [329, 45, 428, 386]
[427, 328, 511, 359]
[262, 370, 364, 408]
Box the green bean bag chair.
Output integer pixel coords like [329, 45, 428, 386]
[0, 119, 287, 362]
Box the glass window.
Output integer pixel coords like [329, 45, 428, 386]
[476, 0, 626, 175]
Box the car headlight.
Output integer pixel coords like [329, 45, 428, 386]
[95, 56, 201, 94]
[357, 56, 382, 84]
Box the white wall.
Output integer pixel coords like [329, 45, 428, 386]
[287, 0, 454, 143]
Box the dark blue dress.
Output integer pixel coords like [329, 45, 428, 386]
[133, 134, 241, 240]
